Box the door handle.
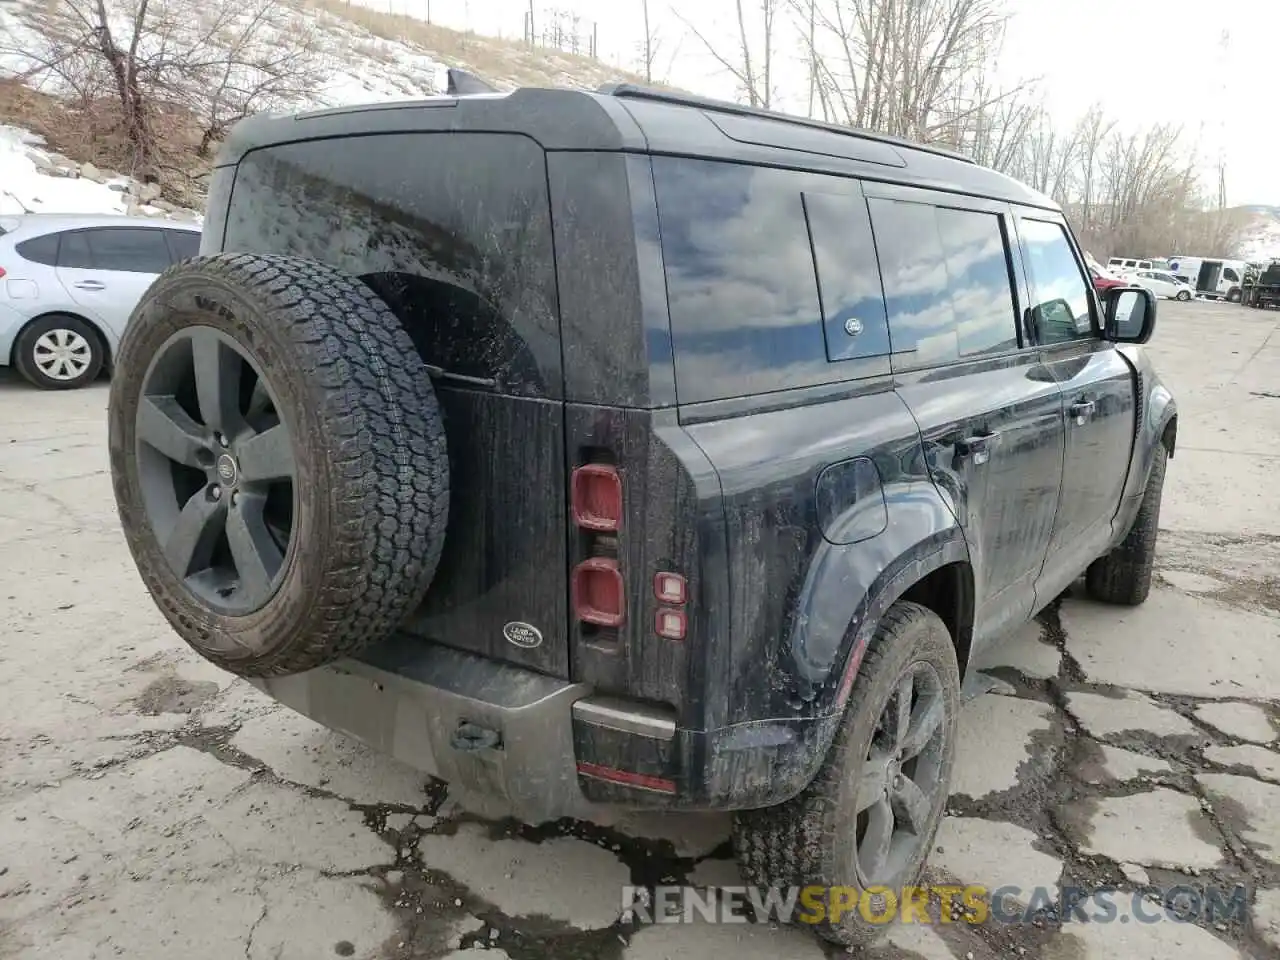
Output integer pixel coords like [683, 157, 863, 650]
[1069, 400, 1096, 425]
[73, 280, 106, 291]
[957, 431, 1000, 466]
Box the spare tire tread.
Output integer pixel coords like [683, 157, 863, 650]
[109, 253, 449, 676]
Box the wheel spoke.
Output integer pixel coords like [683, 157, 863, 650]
[164, 489, 227, 577]
[237, 425, 295, 483]
[137, 396, 207, 467]
[891, 673, 913, 751]
[191, 330, 244, 435]
[889, 775, 931, 835]
[225, 494, 283, 606]
[858, 797, 895, 880]
[900, 692, 945, 759]
[855, 755, 889, 813]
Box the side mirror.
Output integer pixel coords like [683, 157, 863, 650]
[1101, 286, 1157, 343]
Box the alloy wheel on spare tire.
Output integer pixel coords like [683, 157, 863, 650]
[733, 601, 959, 947]
[108, 253, 450, 677]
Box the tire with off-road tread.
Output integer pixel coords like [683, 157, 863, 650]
[1085, 443, 1166, 606]
[14, 313, 105, 389]
[733, 601, 960, 947]
[108, 253, 450, 677]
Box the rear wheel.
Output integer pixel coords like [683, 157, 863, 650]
[1176, 289, 1191, 301]
[14, 314, 104, 389]
[108, 253, 450, 676]
[1086, 444, 1166, 606]
[733, 602, 960, 947]
[1227, 288, 1242, 303]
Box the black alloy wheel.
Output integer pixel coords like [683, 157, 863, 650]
[135, 326, 296, 615]
[852, 660, 948, 885]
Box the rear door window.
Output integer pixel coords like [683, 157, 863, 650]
[868, 198, 1019, 368]
[84, 228, 172, 273]
[58, 231, 95, 269]
[165, 229, 200, 262]
[1018, 218, 1095, 345]
[1223, 267, 1240, 282]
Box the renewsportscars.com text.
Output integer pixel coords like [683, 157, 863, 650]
[621, 884, 1250, 926]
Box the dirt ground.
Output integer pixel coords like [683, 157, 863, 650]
[1, 298, 1278, 960]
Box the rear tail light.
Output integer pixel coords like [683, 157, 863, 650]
[571, 464, 622, 532]
[0, 267, 6, 279]
[573, 556, 625, 627]
[654, 572, 686, 604]
[655, 608, 686, 641]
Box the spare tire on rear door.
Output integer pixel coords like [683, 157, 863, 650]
[108, 253, 450, 677]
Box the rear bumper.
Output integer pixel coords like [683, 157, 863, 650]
[250, 638, 599, 823]
[250, 636, 836, 822]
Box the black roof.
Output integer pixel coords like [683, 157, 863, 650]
[217, 83, 1058, 212]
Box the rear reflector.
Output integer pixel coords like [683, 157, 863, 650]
[572, 556, 625, 627]
[571, 464, 623, 531]
[576, 761, 676, 795]
[653, 572, 686, 604]
[655, 608, 686, 641]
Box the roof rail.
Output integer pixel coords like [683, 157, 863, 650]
[597, 83, 976, 165]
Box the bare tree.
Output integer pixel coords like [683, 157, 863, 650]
[793, 0, 1015, 141]
[675, 0, 779, 108]
[7, 0, 328, 175]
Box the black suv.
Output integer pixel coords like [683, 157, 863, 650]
[107, 78, 1175, 945]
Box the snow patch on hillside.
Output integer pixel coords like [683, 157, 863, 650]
[0, 125, 200, 220]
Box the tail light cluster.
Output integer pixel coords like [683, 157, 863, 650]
[569, 460, 688, 643]
[571, 463, 625, 629]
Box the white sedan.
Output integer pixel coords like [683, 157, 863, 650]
[1125, 269, 1195, 301]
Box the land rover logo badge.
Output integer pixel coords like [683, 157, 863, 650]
[844, 316, 863, 337]
[503, 622, 542, 649]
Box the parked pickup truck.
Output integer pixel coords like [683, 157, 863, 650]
[106, 73, 1176, 947]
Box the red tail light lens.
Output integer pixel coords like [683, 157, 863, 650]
[573, 556, 625, 627]
[571, 464, 622, 532]
[0, 267, 6, 278]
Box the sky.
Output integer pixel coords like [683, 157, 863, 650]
[371, 0, 1276, 205]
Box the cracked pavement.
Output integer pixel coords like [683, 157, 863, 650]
[1, 300, 1278, 959]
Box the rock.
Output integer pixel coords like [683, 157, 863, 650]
[79, 162, 105, 183]
[139, 182, 162, 202]
[151, 198, 176, 212]
[107, 182, 129, 193]
[1119, 862, 1149, 885]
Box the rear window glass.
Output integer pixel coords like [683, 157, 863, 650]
[15, 233, 59, 266]
[803, 191, 890, 362]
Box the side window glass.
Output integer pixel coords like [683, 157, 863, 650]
[15, 233, 59, 265]
[1224, 267, 1239, 282]
[803, 192, 889, 362]
[1019, 218, 1095, 345]
[58, 231, 94, 269]
[934, 207, 1019, 358]
[85, 228, 172, 273]
[869, 199, 1019, 368]
[653, 158, 834, 403]
[868, 198, 955, 368]
[166, 230, 201, 262]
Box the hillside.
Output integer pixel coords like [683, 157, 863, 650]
[0, 0, 656, 217]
